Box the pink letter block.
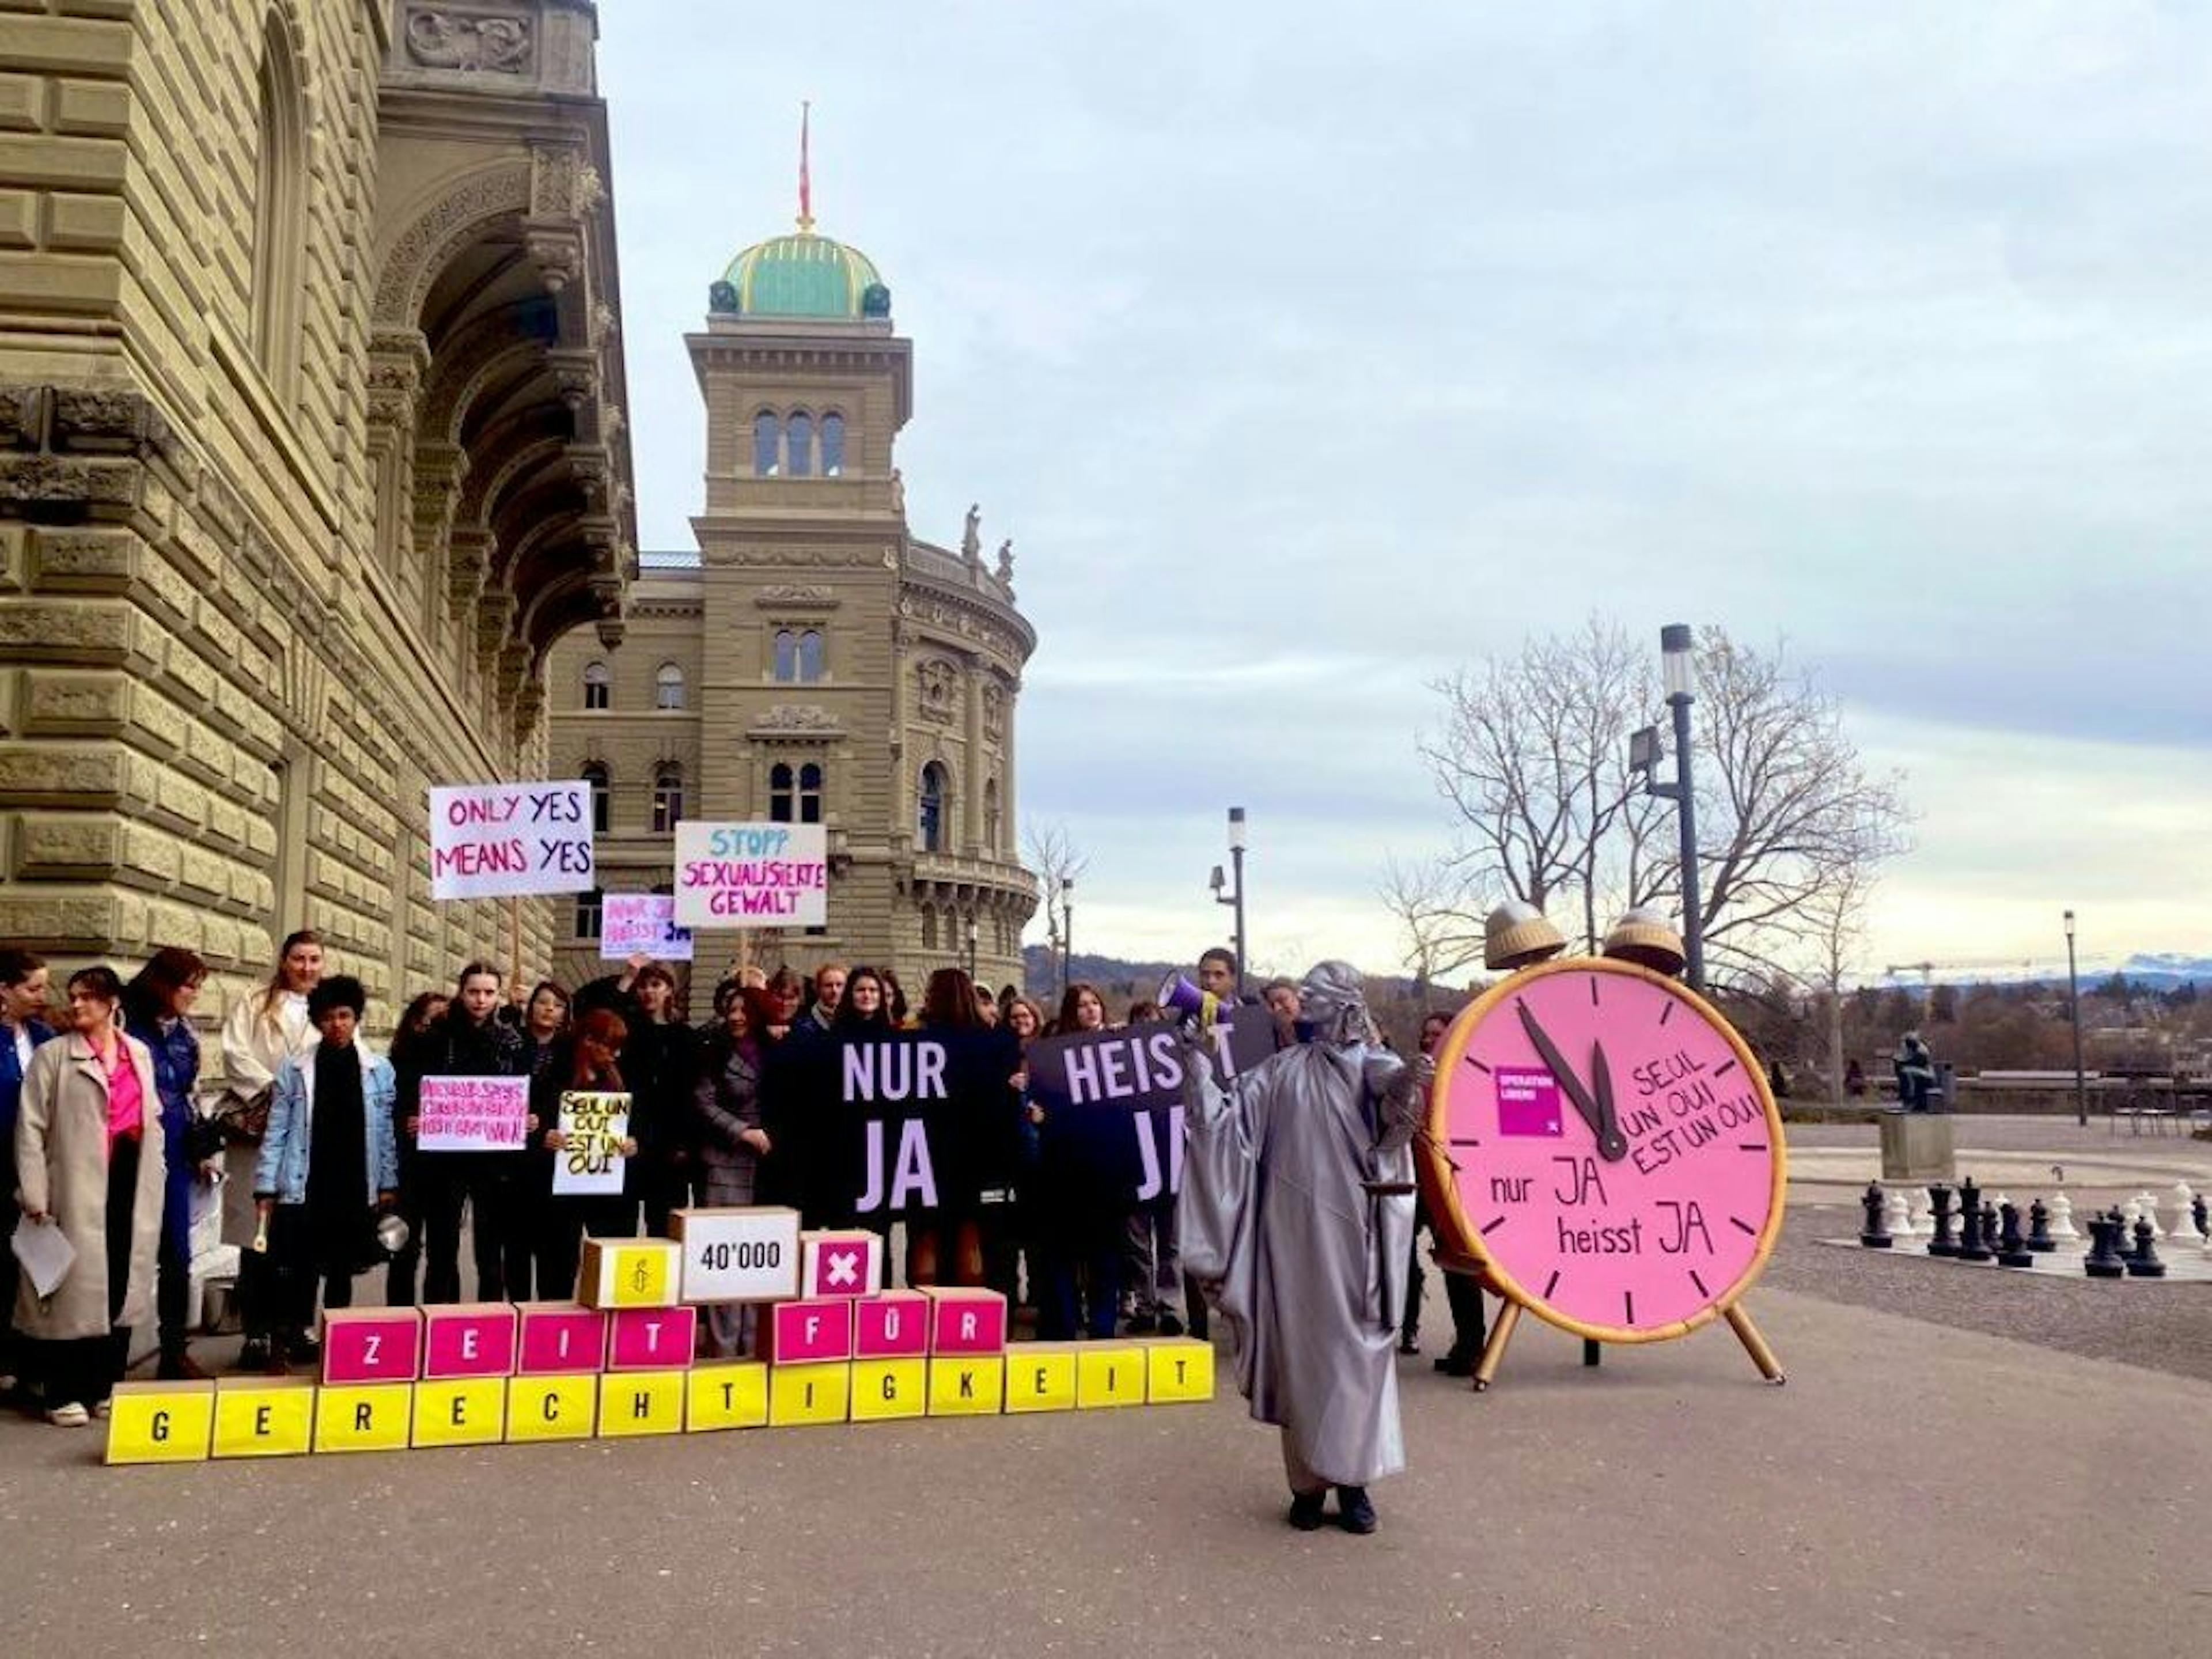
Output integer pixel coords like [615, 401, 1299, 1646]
[800, 1230, 882, 1300]
[320, 1307, 423, 1385]
[516, 1302, 608, 1375]
[608, 1305, 698, 1370]
[923, 1287, 1007, 1356]
[422, 1303, 519, 1380]
[757, 1298, 854, 1365]
[852, 1290, 930, 1358]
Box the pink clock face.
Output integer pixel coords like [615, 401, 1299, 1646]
[1434, 961, 1783, 1339]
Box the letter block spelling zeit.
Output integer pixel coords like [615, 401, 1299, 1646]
[577, 1238, 681, 1309]
[607, 1305, 698, 1369]
[757, 1297, 854, 1364]
[672, 1206, 802, 1304]
[104, 1380, 215, 1464]
[800, 1229, 884, 1299]
[851, 1289, 931, 1358]
[320, 1306, 423, 1385]
[422, 1304, 520, 1380]
[212, 1377, 316, 1459]
[516, 1302, 608, 1373]
[505, 1374, 599, 1443]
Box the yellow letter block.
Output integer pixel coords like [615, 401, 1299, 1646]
[686, 1362, 768, 1432]
[850, 1357, 927, 1422]
[506, 1374, 599, 1444]
[1004, 1343, 1078, 1414]
[412, 1377, 507, 1449]
[927, 1355, 1004, 1417]
[105, 1380, 214, 1465]
[1143, 1338, 1215, 1404]
[597, 1371, 685, 1438]
[768, 1361, 851, 1426]
[314, 1383, 414, 1454]
[213, 1377, 316, 1459]
[1076, 1344, 1148, 1409]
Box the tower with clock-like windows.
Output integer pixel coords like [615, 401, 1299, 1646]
[547, 203, 1037, 996]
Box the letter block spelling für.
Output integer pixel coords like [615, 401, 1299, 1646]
[851, 1289, 930, 1357]
[757, 1297, 854, 1364]
[919, 1286, 1007, 1355]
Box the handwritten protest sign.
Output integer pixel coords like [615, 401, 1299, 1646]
[429, 781, 594, 900]
[600, 894, 692, 963]
[674, 822, 828, 929]
[418, 1076, 529, 1153]
[553, 1092, 630, 1196]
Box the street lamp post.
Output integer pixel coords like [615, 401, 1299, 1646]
[1060, 876, 1074, 999]
[1630, 626, 1707, 993]
[1209, 807, 1248, 997]
[2065, 908, 2086, 1128]
[965, 914, 978, 982]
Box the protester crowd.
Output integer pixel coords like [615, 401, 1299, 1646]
[5, 934, 1487, 1427]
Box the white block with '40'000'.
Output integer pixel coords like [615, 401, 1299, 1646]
[671, 1207, 803, 1304]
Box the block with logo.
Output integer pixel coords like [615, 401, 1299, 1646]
[516, 1302, 608, 1374]
[672, 1205, 802, 1304]
[212, 1376, 316, 1459]
[597, 1370, 685, 1437]
[1075, 1343, 1148, 1409]
[1003, 1342, 1078, 1414]
[927, 1355, 1005, 1417]
[104, 1380, 214, 1464]
[506, 1373, 599, 1443]
[320, 1306, 423, 1385]
[799, 1228, 882, 1299]
[577, 1237, 681, 1309]
[851, 1289, 930, 1358]
[756, 1296, 854, 1365]
[1142, 1338, 1215, 1403]
[686, 1361, 769, 1431]
[411, 1377, 507, 1448]
[608, 1304, 698, 1370]
[313, 1382, 414, 1453]
[767, 1360, 851, 1426]
[422, 1302, 519, 1380]
[920, 1286, 1007, 1355]
[849, 1357, 927, 1422]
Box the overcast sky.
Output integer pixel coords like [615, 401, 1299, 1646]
[598, 1, 2212, 982]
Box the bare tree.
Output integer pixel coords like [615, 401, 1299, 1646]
[1377, 852, 1484, 998]
[1022, 819, 1088, 993]
[1418, 623, 1909, 991]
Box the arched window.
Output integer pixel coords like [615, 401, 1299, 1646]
[922, 909, 940, 952]
[984, 778, 1001, 852]
[581, 762, 610, 834]
[785, 410, 813, 478]
[918, 762, 949, 853]
[753, 410, 781, 476]
[655, 662, 685, 710]
[820, 412, 846, 477]
[798, 762, 824, 824]
[583, 661, 611, 710]
[796, 629, 824, 683]
[251, 13, 306, 393]
[772, 628, 797, 683]
[575, 887, 604, 941]
[769, 762, 794, 823]
[652, 763, 684, 834]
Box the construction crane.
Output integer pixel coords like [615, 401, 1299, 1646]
[1881, 956, 2064, 1010]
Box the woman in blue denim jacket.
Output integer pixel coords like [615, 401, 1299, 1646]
[254, 976, 397, 1365]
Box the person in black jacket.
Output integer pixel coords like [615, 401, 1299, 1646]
[382, 990, 448, 1306]
[398, 964, 528, 1304]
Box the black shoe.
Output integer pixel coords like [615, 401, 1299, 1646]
[1124, 1313, 1158, 1336]
[1434, 1350, 1475, 1377]
[1158, 1313, 1184, 1338]
[283, 1331, 322, 1365]
[1287, 1492, 1328, 1531]
[237, 1338, 271, 1373]
[1335, 1486, 1377, 1535]
[1399, 1334, 1421, 1355]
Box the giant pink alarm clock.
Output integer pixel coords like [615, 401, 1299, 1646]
[1422, 957, 1787, 1383]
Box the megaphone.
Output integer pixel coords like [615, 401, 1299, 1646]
[1158, 972, 1221, 1025]
[374, 1213, 411, 1259]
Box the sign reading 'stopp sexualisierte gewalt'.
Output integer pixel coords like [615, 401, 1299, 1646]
[418, 1076, 531, 1153]
[599, 894, 693, 963]
[429, 781, 594, 900]
[673, 823, 828, 929]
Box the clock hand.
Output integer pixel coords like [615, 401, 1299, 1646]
[1588, 1037, 1628, 1163]
[1514, 1001, 1609, 1148]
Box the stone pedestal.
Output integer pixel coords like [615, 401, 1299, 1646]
[1878, 1112, 1956, 1183]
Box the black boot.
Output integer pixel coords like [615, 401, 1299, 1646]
[1335, 1486, 1377, 1535]
[1287, 1491, 1327, 1531]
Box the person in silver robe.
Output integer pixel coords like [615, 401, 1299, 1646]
[1176, 961, 1429, 1534]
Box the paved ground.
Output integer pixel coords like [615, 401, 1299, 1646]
[3, 1115, 2206, 1655]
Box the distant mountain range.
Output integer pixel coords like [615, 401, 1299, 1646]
[1016, 945, 1433, 1003]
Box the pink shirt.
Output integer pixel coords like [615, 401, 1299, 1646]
[101, 1040, 144, 1149]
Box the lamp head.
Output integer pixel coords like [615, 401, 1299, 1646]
[1628, 725, 1661, 775]
[1228, 806, 1247, 853]
[1209, 865, 1226, 895]
[1661, 623, 1696, 699]
[2064, 908, 2075, 938]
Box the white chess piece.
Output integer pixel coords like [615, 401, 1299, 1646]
[1904, 1190, 1931, 1242]
[1882, 1189, 1911, 1244]
[2134, 1192, 2165, 1240]
[2047, 1192, 2081, 1247]
[2168, 1182, 2204, 1245]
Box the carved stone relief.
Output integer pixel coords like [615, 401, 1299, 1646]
[404, 8, 535, 76]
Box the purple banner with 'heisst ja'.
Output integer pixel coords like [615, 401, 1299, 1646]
[1496, 1067, 1563, 1136]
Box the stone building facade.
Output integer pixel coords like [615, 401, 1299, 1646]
[0, 2, 636, 1028]
[546, 218, 1036, 995]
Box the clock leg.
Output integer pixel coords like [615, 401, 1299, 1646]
[1469, 1300, 1521, 1392]
[1724, 1302, 1785, 1385]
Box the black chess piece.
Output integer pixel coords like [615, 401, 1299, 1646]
[2194, 1194, 2208, 1241]
[2026, 1198, 2056, 1253]
[1859, 1183, 1892, 1248]
[1926, 1185, 1959, 1257]
[2125, 1218, 2167, 1278]
[1995, 1202, 2033, 1268]
[2083, 1215, 2126, 1279]
[1957, 1180, 1992, 1263]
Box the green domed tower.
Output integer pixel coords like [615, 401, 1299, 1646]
[710, 229, 890, 320]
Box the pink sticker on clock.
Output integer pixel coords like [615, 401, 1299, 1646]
[1495, 1067, 1562, 1136]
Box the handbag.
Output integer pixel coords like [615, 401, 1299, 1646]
[214, 1084, 272, 1147]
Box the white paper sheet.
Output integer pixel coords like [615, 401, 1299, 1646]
[11, 1213, 75, 1300]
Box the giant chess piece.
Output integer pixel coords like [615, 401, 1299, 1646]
[2194, 1193, 2209, 1243]
[2133, 1192, 2164, 1240]
[2125, 1218, 2167, 1279]
[2118, 1197, 2143, 1245]
[2025, 1198, 2056, 1255]
[2167, 1183, 2205, 1247]
[2083, 1215, 2126, 1279]
[1882, 1188, 1914, 1247]
[2047, 1192, 2081, 1249]
[1957, 1181, 1993, 1264]
[1904, 1188, 1931, 1243]
[1926, 1185, 1960, 1257]
[1859, 1183, 1893, 1248]
[1995, 1202, 2033, 1268]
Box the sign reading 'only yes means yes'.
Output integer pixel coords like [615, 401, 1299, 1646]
[599, 893, 693, 963]
[674, 822, 828, 929]
[418, 1076, 531, 1153]
[429, 781, 594, 900]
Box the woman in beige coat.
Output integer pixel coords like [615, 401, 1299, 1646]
[13, 965, 165, 1425]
